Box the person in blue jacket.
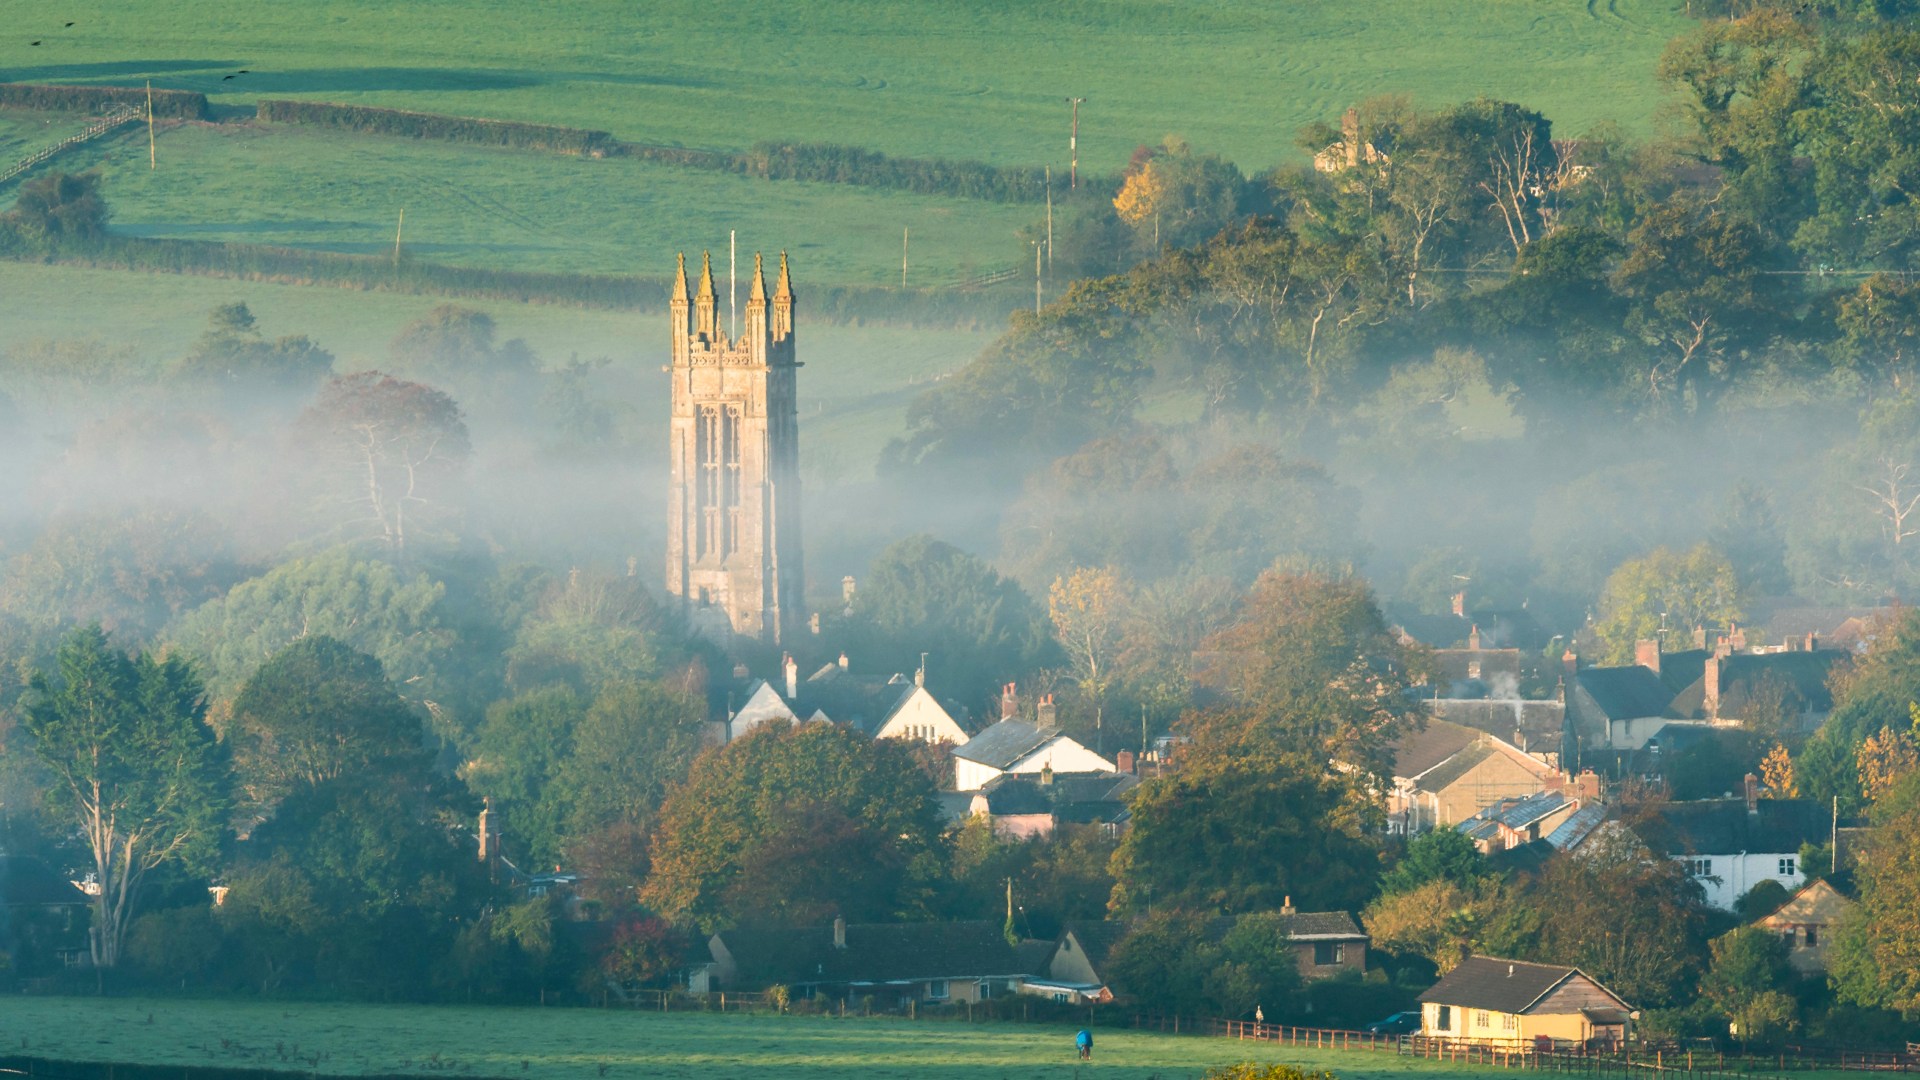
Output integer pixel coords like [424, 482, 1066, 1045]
[1076, 1029, 1093, 1060]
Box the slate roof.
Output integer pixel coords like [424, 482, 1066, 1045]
[1634, 798, 1832, 857]
[714, 921, 1040, 986]
[1575, 667, 1677, 721]
[1459, 790, 1570, 833]
[0, 856, 88, 907]
[1398, 614, 1474, 648]
[953, 720, 1056, 769]
[1669, 651, 1846, 720]
[977, 772, 1138, 820]
[1419, 955, 1629, 1013]
[1197, 911, 1368, 944]
[1653, 650, 1710, 696]
[1391, 719, 1484, 780]
[1488, 838, 1558, 875]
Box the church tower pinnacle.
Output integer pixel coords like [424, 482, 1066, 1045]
[665, 247, 804, 646]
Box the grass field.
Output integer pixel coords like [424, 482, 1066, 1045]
[38, 122, 1040, 286]
[0, 997, 1526, 1080]
[0, 261, 992, 479]
[0, 0, 1693, 171]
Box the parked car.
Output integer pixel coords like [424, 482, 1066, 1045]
[1364, 1011, 1421, 1035]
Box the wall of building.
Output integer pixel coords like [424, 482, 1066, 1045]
[1680, 852, 1805, 911]
[1291, 939, 1367, 979]
[875, 688, 969, 745]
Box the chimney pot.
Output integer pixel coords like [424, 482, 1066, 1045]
[1451, 591, 1467, 618]
[1281, 895, 1295, 915]
[838, 652, 849, 671]
[1744, 772, 1759, 815]
[784, 654, 799, 700]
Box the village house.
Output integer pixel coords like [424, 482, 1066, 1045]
[1039, 904, 1368, 1002]
[1388, 719, 1562, 833]
[1755, 878, 1855, 976]
[1455, 784, 1594, 854]
[0, 855, 92, 973]
[962, 770, 1139, 840]
[702, 917, 1049, 1006]
[1632, 777, 1832, 911]
[952, 687, 1115, 791]
[716, 655, 971, 745]
[1419, 956, 1634, 1048]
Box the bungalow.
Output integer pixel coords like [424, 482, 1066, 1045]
[953, 711, 1114, 792]
[1632, 778, 1832, 911]
[705, 917, 1045, 1006]
[1755, 878, 1855, 976]
[1419, 955, 1634, 1048]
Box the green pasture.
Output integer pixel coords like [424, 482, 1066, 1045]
[0, 0, 1693, 170]
[27, 121, 1039, 286]
[0, 997, 1513, 1080]
[0, 261, 992, 478]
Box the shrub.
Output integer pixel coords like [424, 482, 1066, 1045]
[257, 100, 616, 156]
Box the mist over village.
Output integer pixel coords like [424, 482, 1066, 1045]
[1, 3, 1919, 1079]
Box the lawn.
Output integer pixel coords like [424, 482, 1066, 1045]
[0, 261, 993, 480]
[0, 996, 1522, 1080]
[24, 121, 1040, 287]
[0, 0, 1694, 171]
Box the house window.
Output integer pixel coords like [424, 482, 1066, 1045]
[1503, 1014, 1517, 1031]
[1313, 941, 1345, 965]
[1687, 858, 1713, 877]
[1476, 1010, 1491, 1029]
[1804, 926, 1818, 947]
[1778, 856, 1797, 877]
[927, 979, 950, 1000]
[1781, 928, 1798, 947]
[1437, 1006, 1452, 1030]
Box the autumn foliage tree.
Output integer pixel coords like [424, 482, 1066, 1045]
[642, 721, 945, 931]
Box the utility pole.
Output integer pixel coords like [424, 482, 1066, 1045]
[902, 226, 909, 289]
[1033, 241, 1042, 313]
[1065, 97, 1086, 189]
[392, 208, 404, 266]
[146, 81, 156, 170]
[1045, 165, 1053, 267]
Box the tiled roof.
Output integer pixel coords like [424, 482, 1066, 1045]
[715, 921, 1040, 986]
[953, 720, 1056, 769]
[1391, 719, 1483, 780]
[977, 772, 1138, 818]
[1419, 955, 1628, 1013]
[1575, 667, 1676, 721]
[1634, 798, 1831, 857]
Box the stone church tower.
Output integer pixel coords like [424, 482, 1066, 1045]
[665, 249, 805, 645]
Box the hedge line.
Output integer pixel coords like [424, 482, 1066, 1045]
[0, 230, 1021, 329]
[256, 100, 617, 156]
[0, 83, 209, 120]
[247, 99, 1113, 204]
[0, 1057, 500, 1080]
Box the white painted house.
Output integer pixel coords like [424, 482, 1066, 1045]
[1634, 780, 1831, 911]
[872, 682, 971, 745]
[952, 719, 1115, 792]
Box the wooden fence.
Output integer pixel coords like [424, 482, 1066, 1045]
[1128, 1017, 1920, 1077]
[0, 104, 141, 187]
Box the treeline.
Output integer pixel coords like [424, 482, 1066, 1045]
[0, 82, 208, 120]
[0, 181, 1024, 328]
[248, 98, 1106, 204]
[256, 99, 619, 156]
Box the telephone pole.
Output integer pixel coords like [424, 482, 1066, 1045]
[1044, 165, 1053, 267]
[1065, 97, 1086, 189]
[146, 81, 156, 170]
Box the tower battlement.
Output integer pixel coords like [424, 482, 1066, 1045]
[665, 249, 805, 646]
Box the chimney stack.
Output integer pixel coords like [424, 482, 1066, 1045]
[1468, 624, 1482, 651]
[1744, 772, 1759, 815]
[838, 652, 849, 671]
[1116, 749, 1136, 774]
[1562, 649, 1577, 675]
[1806, 632, 1819, 652]
[1036, 693, 1057, 731]
[1703, 655, 1722, 718]
[1001, 682, 1018, 722]
[784, 654, 799, 700]
[1281, 895, 1296, 916]
[1451, 591, 1467, 618]
[833, 916, 846, 949]
[1634, 638, 1661, 675]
